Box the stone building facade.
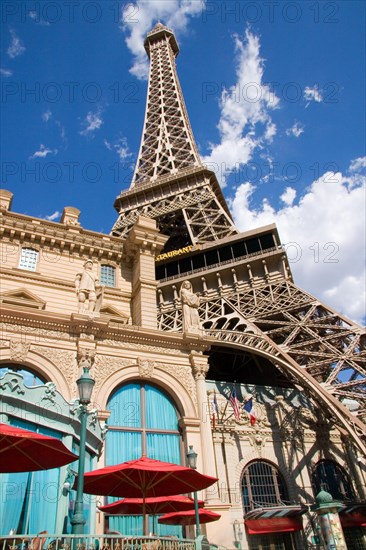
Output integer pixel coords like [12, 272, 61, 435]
[1, 22, 365, 550]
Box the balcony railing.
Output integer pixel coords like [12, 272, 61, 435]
[0, 535, 227, 550]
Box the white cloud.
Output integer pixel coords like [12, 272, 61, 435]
[121, 0, 204, 79]
[202, 29, 280, 187]
[304, 85, 323, 107]
[0, 68, 13, 77]
[229, 159, 366, 324]
[286, 122, 304, 138]
[104, 137, 132, 160]
[42, 110, 52, 122]
[80, 110, 103, 136]
[55, 120, 66, 143]
[349, 156, 366, 173]
[7, 29, 26, 59]
[28, 11, 50, 25]
[280, 187, 296, 206]
[29, 144, 58, 159]
[45, 211, 61, 221]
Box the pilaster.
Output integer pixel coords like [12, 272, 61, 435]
[189, 351, 220, 502]
[125, 216, 168, 329]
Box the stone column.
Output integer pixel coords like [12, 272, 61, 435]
[124, 216, 168, 329]
[190, 351, 219, 502]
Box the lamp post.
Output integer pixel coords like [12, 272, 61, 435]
[233, 520, 243, 550]
[71, 366, 95, 534]
[186, 445, 201, 537]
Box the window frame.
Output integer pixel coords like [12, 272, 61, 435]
[100, 264, 116, 287]
[242, 460, 289, 513]
[18, 247, 39, 272]
[311, 459, 355, 502]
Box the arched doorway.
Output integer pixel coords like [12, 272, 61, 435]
[242, 460, 298, 550]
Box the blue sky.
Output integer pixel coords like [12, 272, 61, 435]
[1, 0, 365, 323]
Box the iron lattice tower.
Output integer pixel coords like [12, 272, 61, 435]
[112, 24, 366, 455]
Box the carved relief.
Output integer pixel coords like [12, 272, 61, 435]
[138, 357, 155, 378]
[93, 354, 133, 393]
[157, 363, 197, 405]
[34, 347, 76, 388]
[0, 339, 10, 348]
[1, 323, 74, 342]
[247, 433, 269, 458]
[77, 348, 96, 370]
[189, 353, 209, 381]
[10, 340, 31, 362]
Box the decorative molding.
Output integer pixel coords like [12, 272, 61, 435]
[157, 363, 197, 405]
[77, 348, 96, 370]
[0, 210, 124, 264]
[10, 339, 31, 361]
[93, 354, 133, 394]
[138, 357, 155, 378]
[1, 322, 73, 342]
[33, 346, 76, 389]
[189, 352, 209, 381]
[100, 339, 187, 356]
[247, 432, 270, 458]
[41, 382, 57, 403]
[0, 375, 25, 394]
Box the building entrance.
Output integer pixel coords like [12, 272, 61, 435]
[248, 533, 294, 550]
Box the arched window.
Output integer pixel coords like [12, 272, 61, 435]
[106, 382, 182, 535]
[242, 461, 289, 513]
[0, 365, 46, 386]
[312, 460, 355, 502]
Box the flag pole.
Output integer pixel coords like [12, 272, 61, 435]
[221, 381, 236, 420]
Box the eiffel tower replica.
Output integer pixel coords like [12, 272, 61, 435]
[112, 23, 366, 455]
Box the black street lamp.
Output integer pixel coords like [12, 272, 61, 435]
[186, 445, 201, 537]
[71, 366, 95, 534]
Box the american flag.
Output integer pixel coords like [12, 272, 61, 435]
[229, 386, 241, 421]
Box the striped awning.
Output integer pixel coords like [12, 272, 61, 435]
[245, 505, 308, 534]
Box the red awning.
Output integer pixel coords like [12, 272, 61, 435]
[339, 503, 366, 528]
[245, 516, 303, 534]
[244, 505, 307, 535]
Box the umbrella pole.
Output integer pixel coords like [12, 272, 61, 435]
[24, 471, 34, 534]
[143, 495, 148, 536]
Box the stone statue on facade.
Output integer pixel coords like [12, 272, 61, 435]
[180, 280, 203, 335]
[75, 260, 101, 314]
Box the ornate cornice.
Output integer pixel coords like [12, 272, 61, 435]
[0, 306, 210, 354]
[0, 210, 124, 263]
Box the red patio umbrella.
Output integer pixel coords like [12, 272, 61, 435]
[98, 495, 205, 515]
[79, 456, 218, 498]
[0, 422, 78, 473]
[78, 455, 218, 535]
[158, 509, 221, 526]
